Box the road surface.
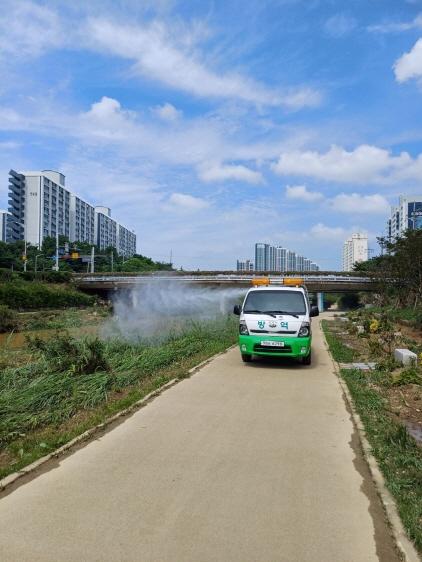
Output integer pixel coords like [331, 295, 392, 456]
[0, 316, 399, 561]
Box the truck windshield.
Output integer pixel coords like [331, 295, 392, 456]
[243, 290, 306, 315]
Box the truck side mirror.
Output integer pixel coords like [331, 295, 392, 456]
[233, 304, 241, 316]
[310, 306, 319, 317]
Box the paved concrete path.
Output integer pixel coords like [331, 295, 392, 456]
[0, 317, 399, 562]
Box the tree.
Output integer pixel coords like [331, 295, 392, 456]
[356, 230, 422, 308]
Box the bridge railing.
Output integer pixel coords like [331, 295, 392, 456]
[74, 274, 374, 284]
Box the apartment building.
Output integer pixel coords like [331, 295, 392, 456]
[342, 233, 368, 271]
[7, 170, 136, 256]
[253, 242, 319, 272]
[387, 195, 422, 241]
[236, 259, 254, 271]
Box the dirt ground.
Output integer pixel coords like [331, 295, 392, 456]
[332, 315, 422, 446]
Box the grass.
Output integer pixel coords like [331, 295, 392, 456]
[21, 307, 109, 331]
[0, 280, 94, 310]
[321, 320, 356, 362]
[322, 320, 422, 554]
[0, 316, 237, 480]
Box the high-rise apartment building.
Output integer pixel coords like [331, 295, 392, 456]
[275, 246, 287, 272]
[236, 259, 254, 271]
[387, 195, 422, 241]
[0, 211, 7, 242]
[255, 243, 269, 271]
[287, 250, 296, 271]
[70, 196, 95, 244]
[342, 233, 368, 271]
[254, 242, 319, 272]
[7, 170, 136, 256]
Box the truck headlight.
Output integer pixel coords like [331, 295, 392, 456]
[298, 321, 310, 337]
[239, 321, 249, 335]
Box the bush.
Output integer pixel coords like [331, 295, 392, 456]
[0, 269, 15, 283]
[28, 334, 110, 375]
[19, 271, 72, 283]
[0, 281, 93, 309]
[0, 305, 19, 332]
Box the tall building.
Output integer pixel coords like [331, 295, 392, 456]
[296, 255, 304, 272]
[342, 233, 368, 271]
[236, 259, 254, 271]
[287, 250, 296, 271]
[7, 169, 136, 256]
[275, 246, 287, 272]
[70, 196, 95, 244]
[387, 195, 422, 241]
[0, 210, 7, 242]
[255, 243, 269, 271]
[254, 242, 319, 272]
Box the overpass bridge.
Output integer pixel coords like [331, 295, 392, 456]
[73, 273, 377, 294]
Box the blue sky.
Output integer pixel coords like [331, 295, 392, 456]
[1, 0, 422, 269]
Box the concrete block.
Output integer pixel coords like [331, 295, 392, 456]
[394, 348, 418, 366]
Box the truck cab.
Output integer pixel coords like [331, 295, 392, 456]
[233, 279, 319, 365]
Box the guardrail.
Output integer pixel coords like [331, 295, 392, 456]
[74, 274, 374, 284]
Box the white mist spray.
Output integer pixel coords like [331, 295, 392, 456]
[102, 280, 246, 342]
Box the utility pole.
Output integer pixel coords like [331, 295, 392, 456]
[23, 238, 27, 272]
[35, 253, 44, 274]
[170, 249, 173, 266]
[53, 231, 59, 271]
[90, 246, 95, 273]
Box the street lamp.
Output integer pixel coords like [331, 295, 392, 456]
[35, 253, 44, 274]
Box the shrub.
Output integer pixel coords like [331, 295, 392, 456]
[0, 281, 93, 309]
[0, 305, 19, 332]
[28, 334, 110, 375]
[19, 271, 72, 283]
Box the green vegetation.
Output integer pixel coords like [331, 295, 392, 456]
[21, 307, 109, 331]
[354, 229, 422, 309]
[0, 305, 19, 332]
[0, 237, 172, 273]
[0, 317, 237, 479]
[322, 320, 422, 553]
[321, 320, 356, 362]
[0, 279, 93, 311]
[342, 368, 422, 553]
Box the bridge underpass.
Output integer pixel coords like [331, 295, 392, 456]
[73, 273, 378, 311]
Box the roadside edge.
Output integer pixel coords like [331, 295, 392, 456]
[0, 345, 236, 494]
[321, 318, 421, 562]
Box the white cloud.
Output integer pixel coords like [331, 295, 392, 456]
[367, 14, 422, 33]
[285, 184, 323, 202]
[85, 18, 321, 109]
[0, 1, 64, 58]
[272, 144, 422, 184]
[198, 162, 263, 184]
[168, 193, 209, 211]
[394, 38, 422, 83]
[309, 223, 347, 240]
[324, 14, 357, 38]
[153, 102, 181, 121]
[329, 193, 390, 214]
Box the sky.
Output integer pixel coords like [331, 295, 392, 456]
[0, 0, 422, 270]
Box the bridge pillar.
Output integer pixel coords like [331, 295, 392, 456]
[317, 292, 324, 313]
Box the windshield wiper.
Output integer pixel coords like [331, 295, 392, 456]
[265, 310, 300, 318]
[244, 309, 277, 318]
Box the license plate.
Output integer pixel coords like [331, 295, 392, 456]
[260, 340, 285, 347]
